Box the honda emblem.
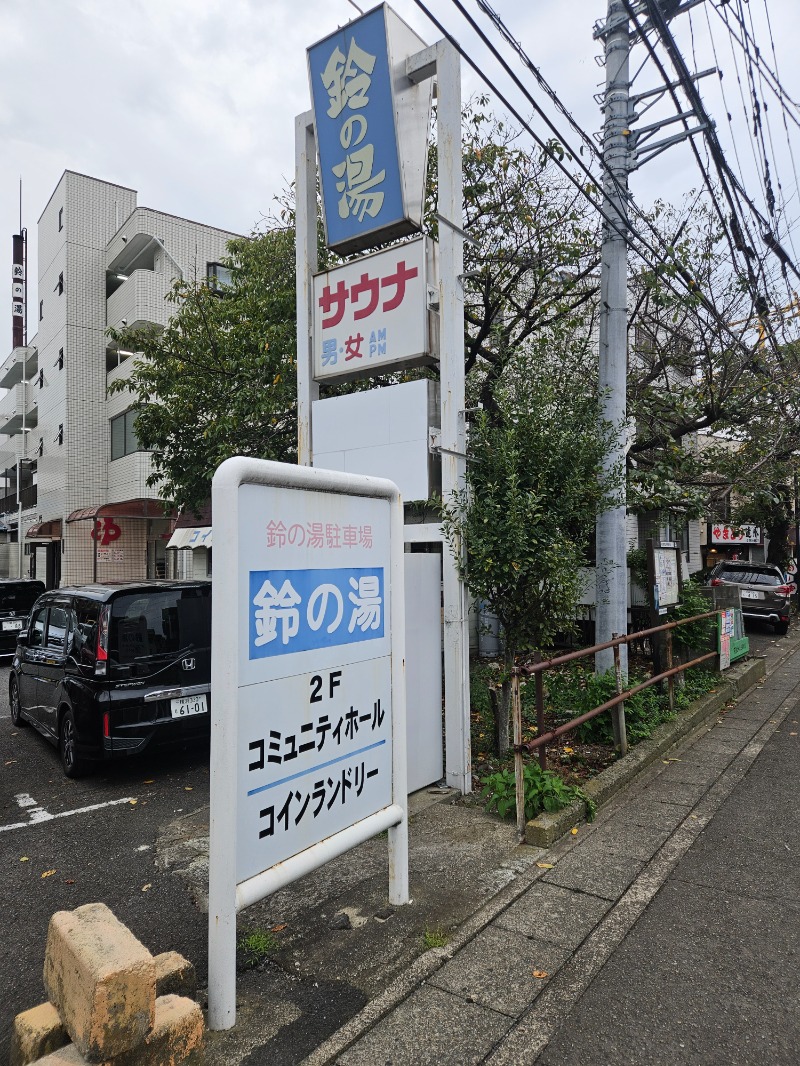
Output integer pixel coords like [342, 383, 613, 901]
[182, 657, 196, 671]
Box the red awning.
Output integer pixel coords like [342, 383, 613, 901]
[26, 519, 63, 541]
[66, 499, 174, 522]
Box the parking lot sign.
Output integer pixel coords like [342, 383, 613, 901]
[208, 458, 407, 1030]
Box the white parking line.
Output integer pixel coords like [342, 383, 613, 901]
[1, 795, 137, 833]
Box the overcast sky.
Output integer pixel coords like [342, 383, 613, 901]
[2, 0, 799, 348]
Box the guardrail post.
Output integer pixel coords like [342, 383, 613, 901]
[665, 626, 675, 714]
[511, 668, 526, 845]
[534, 671, 547, 771]
[611, 634, 628, 757]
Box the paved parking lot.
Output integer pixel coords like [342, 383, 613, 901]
[0, 663, 212, 1062]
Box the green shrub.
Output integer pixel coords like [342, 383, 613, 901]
[481, 763, 595, 822]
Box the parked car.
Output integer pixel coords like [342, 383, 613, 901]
[9, 581, 211, 777]
[0, 579, 46, 655]
[707, 561, 792, 634]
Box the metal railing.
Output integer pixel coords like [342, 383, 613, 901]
[509, 610, 722, 842]
[0, 484, 37, 513]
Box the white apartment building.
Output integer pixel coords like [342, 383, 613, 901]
[0, 171, 237, 587]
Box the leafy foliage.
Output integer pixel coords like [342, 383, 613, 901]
[481, 763, 595, 823]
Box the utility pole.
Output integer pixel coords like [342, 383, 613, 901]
[595, 0, 631, 676]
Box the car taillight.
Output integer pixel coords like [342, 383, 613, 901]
[710, 578, 722, 586]
[96, 604, 109, 677]
[777, 585, 792, 596]
[103, 711, 110, 739]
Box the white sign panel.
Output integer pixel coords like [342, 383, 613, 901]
[710, 523, 762, 546]
[312, 237, 436, 383]
[208, 457, 408, 1031]
[654, 547, 680, 608]
[235, 481, 393, 881]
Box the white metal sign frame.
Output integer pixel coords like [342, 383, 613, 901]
[207, 456, 408, 1030]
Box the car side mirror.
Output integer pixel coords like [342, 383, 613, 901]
[16, 632, 28, 647]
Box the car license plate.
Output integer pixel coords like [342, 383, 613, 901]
[170, 694, 208, 718]
[740, 590, 761, 600]
[2, 620, 22, 631]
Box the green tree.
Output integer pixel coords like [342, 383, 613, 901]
[108, 226, 297, 514]
[442, 343, 620, 753]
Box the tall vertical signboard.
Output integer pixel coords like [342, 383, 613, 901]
[208, 457, 407, 1030]
[298, 5, 471, 796]
[12, 232, 25, 350]
[307, 3, 432, 255]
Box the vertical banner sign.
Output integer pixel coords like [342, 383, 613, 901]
[12, 233, 25, 350]
[208, 457, 408, 1031]
[307, 4, 432, 255]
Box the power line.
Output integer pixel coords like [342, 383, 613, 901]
[409, 0, 783, 368]
[710, 0, 800, 127]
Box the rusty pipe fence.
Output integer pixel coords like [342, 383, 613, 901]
[509, 610, 722, 843]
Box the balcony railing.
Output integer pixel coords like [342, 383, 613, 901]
[0, 484, 37, 513]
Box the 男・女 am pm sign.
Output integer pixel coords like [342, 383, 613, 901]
[313, 237, 437, 383]
[307, 3, 432, 255]
[207, 457, 408, 1030]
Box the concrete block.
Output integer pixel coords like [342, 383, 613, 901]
[26, 1045, 85, 1065]
[33, 997, 203, 1066]
[10, 1002, 69, 1066]
[155, 952, 197, 999]
[112, 995, 204, 1066]
[43, 903, 155, 1062]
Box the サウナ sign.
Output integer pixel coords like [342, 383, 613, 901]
[312, 238, 436, 382]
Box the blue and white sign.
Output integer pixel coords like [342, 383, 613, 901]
[249, 566, 385, 658]
[307, 4, 432, 254]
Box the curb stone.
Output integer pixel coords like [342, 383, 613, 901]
[526, 656, 765, 847]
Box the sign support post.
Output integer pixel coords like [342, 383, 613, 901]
[295, 109, 318, 468]
[296, 28, 471, 795]
[431, 40, 470, 795]
[208, 458, 407, 1031]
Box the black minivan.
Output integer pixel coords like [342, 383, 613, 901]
[10, 581, 211, 777]
[0, 579, 46, 654]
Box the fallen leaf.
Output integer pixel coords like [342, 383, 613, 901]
[184, 787, 193, 792]
[570, 828, 579, 836]
[20, 856, 29, 862]
[271, 923, 287, 932]
[536, 862, 554, 870]
[129, 799, 138, 806]
[141, 884, 152, 892]
[790, 732, 798, 737]
[5, 759, 16, 765]
[63, 880, 75, 885]
[41, 870, 56, 879]
[532, 970, 549, 979]
[562, 746, 574, 754]
[143, 779, 154, 784]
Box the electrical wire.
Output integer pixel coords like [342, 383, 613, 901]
[408, 0, 781, 366]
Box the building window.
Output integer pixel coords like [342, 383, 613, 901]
[39, 300, 43, 321]
[36, 369, 44, 389]
[56, 424, 64, 446]
[207, 262, 233, 293]
[36, 438, 43, 458]
[110, 409, 141, 460]
[56, 348, 64, 370]
[55, 272, 64, 295]
[58, 207, 64, 231]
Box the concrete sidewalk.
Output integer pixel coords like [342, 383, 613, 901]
[303, 639, 800, 1065]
